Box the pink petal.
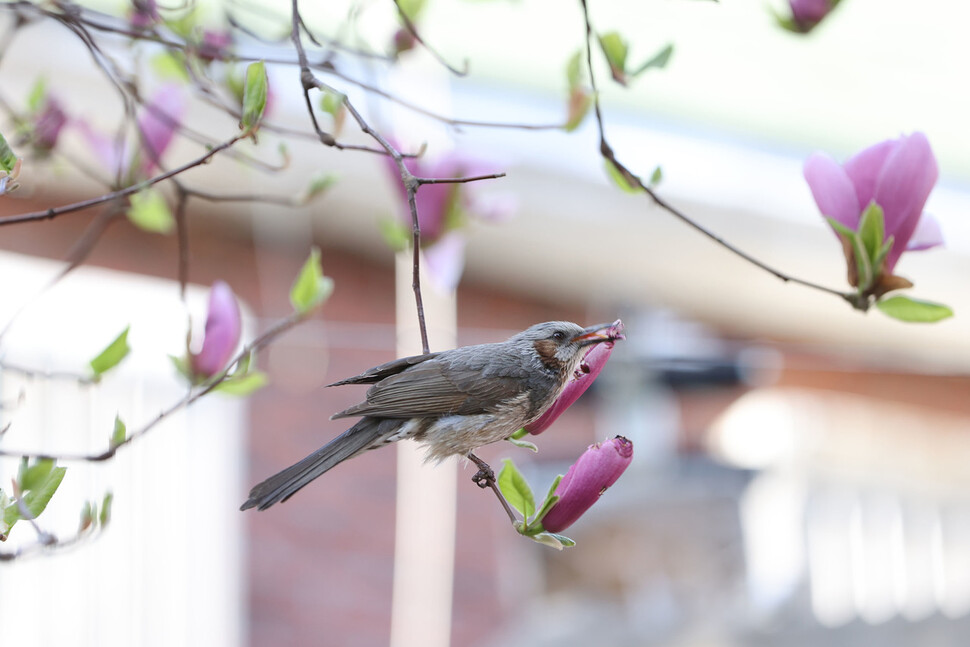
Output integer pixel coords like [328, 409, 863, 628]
[804, 152, 860, 230]
[541, 436, 634, 533]
[843, 138, 897, 211]
[872, 132, 938, 271]
[191, 281, 242, 378]
[137, 84, 186, 176]
[906, 213, 944, 252]
[75, 119, 128, 178]
[526, 340, 616, 435]
[422, 232, 465, 292]
[790, 0, 832, 24]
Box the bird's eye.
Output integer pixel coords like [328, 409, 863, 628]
[552, 330, 566, 341]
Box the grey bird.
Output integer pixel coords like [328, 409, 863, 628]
[241, 320, 624, 511]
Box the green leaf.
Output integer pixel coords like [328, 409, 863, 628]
[0, 131, 17, 173]
[598, 32, 629, 80]
[27, 78, 47, 113]
[649, 165, 663, 186]
[170, 353, 191, 380]
[289, 247, 334, 314]
[873, 235, 895, 275]
[527, 531, 575, 550]
[319, 90, 344, 117]
[877, 296, 954, 323]
[506, 436, 538, 452]
[302, 173, 338, 204]
[564, 87, 592, 132]
[90, 326, 131, 377]
[546, 532, 576, 547]
[127, 188, 175, 234]
[20, 459, 54, 491]
[566, 49, 585, 89]
[214, 370, 268, 396]
[3, 464, 67, 531]
[151, 51, 190, 82]
[111, 415, 127, 448]
[497, 458, 534, 519]
[240, 60, 268, 133]
[858, 201, 885, 269]
[826, 217, 872, 291]
[100, 492, 113, 526]
[533, 474, 563, 525]
[604, 159, 642, 194]
[397, 0, 426, 21]
[631, 43, 674, 77]
[79, 501, 96, 532]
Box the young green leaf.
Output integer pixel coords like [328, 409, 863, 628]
[111, 415, 127, 448]
[100, 492, 114, 526]
[506, 436, 538, 452]
[3, 464, 67, 532]
[598, 32, 629, 84]
[151, 51, 191, 82]
[240, 60, 268, 133]
[532, 474, 563, 525]
[497, 458, 535, 519]
[565, 49, 585, 89]
[20, 459, 54, 492]
[289, 247, 334, 314]
[631, 43, 674, 77]
[604, 159, 642, 194]
[90, 326, 131, 377]
[127, 188, 175, 234]
[397, 0, 426, 22]
[27, 78, 47, 113]
[214, 371, 268, 396]
[79, 501, 96, 532]
[565, 87, 592, 132]
[877, 296, 954, 323]
[649, 165, 663, 187]
[302, 173, 338, 204]
[857, 201, 885, 270]
[0, 131, 18, 173]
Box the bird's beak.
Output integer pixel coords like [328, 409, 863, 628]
[571, 319, 626, 345]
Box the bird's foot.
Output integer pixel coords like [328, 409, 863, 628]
[468, 453, 496, 489]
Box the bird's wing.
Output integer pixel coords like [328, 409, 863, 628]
[327, 352, 441, 387]
[330, 352, 529, 420]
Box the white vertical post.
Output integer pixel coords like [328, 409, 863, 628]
[389, 252, 458, 647]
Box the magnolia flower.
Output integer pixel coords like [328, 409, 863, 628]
[541, 436, 634, 533]
[32, 97, 67, 152]
[383, 144, 513, 291]
[804, 132, 941, 287]
[79, 84, 185, 184]
[137, 84, 186, 176]
[788, 0, 836, 31]
[526, 319, 624, 435]
[129, 0, 160, 29]
[191, 281, 242, 378]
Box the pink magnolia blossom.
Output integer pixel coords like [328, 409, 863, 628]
[137, 84, 186, 176]
[191, 281, 242, 378]
[541, 436, 634, 533]
[804, 132, 941, 276]
[789, 0, 834, 30]
[129, 0, 160, 29]
[383, 143, 513, 291]
[79, 84, 185, 183]
[526, 320, 624, 435]
[32, 97, 67, 152]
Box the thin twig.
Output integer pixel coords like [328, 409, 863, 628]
[390, 0, 468, 77]
[578, 0, 855, 306]
[0, 135, 245, 227]
[0, 309, 309, 463]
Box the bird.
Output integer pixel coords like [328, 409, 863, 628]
[241, 320, 624, 511]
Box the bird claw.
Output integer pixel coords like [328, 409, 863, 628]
[472, 466, 495, 489]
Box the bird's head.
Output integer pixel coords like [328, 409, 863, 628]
[516, 320, 625, 372]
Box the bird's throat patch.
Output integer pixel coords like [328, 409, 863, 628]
[533, 340, 561, 370]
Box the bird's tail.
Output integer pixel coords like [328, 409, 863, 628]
[241, 418, 393, 511]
